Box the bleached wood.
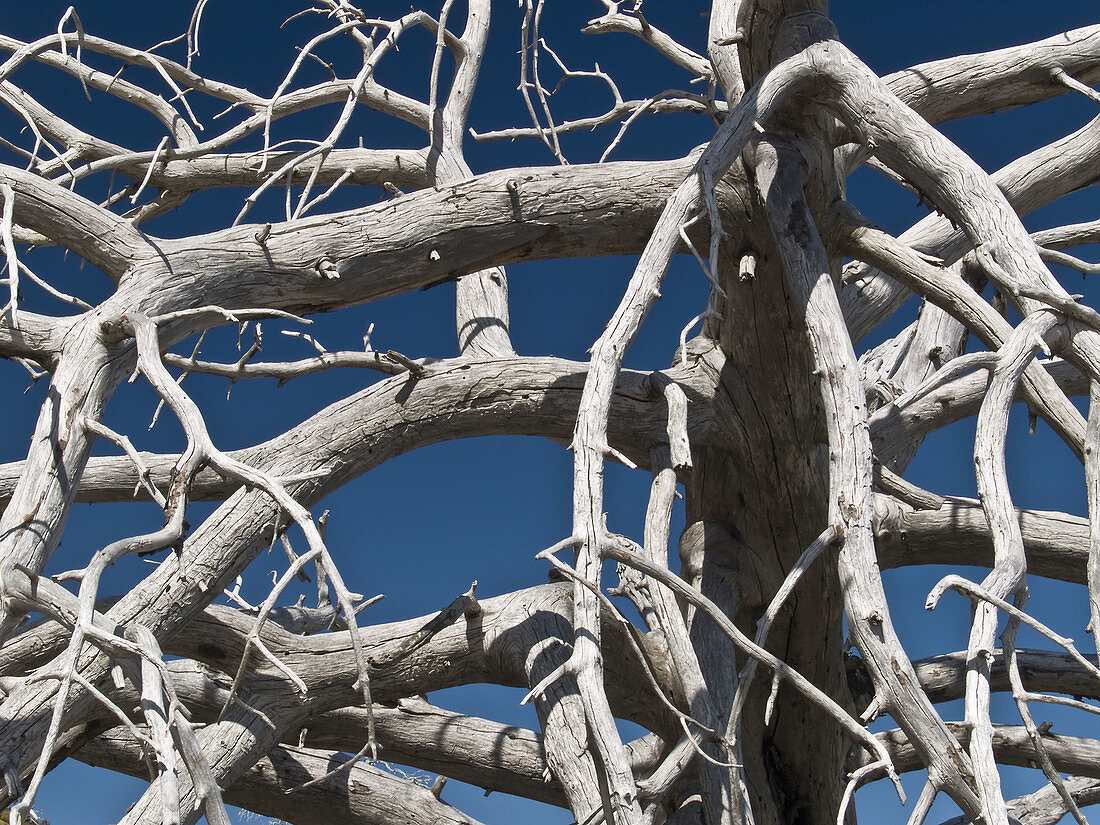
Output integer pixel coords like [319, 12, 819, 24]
[842, 114, 1100, 342]
[752, 130, 965, 816]
[80, 729, 487, 825]
[2, 6, 1100, 825]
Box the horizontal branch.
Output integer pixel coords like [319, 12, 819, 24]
[0, 310, 70, 368]
[161, 347, 413, 380]
[106, 148, 433, 195]
[79, 727, 485, 825]
[301, 699, 564, 807]
[874, 494, 1089, 584]
[119, 152, 752, 319]
[866, 723, 1100, 780]
[0, 355, 719, 506]
[908, 648, 1100, 705]
[1032, 220, 1100, 251]
[869, 359, 1086, 464]
[883, 24, 1100, 125]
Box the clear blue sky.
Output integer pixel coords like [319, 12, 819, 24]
[1, 2, 1098, 824]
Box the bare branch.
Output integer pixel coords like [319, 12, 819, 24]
[0, 355, 719, 507]
[842, 113, 1100, 342]
[81, 729, 487, 825]
[0, 163, 154, 279]
[883, 25, 1100, 124]
[583, 11, 711, 80]
[2, 8, 1100, 825]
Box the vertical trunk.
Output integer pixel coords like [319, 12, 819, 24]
[680, 195, 851, 825]
[678, 9, 863, 820]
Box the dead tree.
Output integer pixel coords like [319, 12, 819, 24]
[0, 2, 1099, 824]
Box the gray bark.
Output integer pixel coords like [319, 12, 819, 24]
[1, 5, 1099, 825]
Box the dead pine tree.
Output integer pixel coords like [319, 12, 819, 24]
[0, 2, 1099, 825]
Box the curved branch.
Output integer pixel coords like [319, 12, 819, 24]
[906, 648, 1100, 706]
[965, 311, 1060, 824]
[0, 354, 719, 506]
[884, 25, 1100, 125]
[874, 494, 1089, 584]
[582, 12, 711, 80]
[80, 728, 486, 825]
[0, 163, 154, 279]
[0, 349, 710, 797]
[842, 113, 1100, 342]
[0, 33, 197, 148]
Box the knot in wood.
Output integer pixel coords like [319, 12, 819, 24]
[98, 315, 133, 345]
[314, 257, 340, 279]
[507, 179, 522, 220]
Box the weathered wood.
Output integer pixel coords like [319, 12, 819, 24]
[79, 728, 487, 825]
[2, 5, 1100, 825]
